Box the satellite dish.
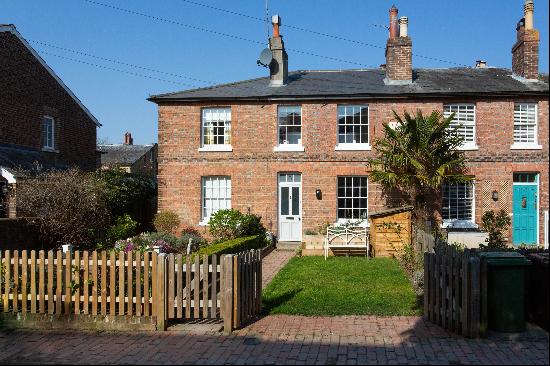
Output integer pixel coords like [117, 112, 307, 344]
[257, 48, 273, 68]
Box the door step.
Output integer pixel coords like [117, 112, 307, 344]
[277, 241, 301, 251]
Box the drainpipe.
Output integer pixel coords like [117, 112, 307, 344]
[544, 210, 548, 249]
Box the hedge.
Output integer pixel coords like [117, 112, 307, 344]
[193, 235, 267, 259]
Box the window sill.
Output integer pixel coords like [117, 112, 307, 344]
[198, 145, 233, 152]
[41, 147, 59, 153]
[334, 143, 371, 151]
[198, 220, 209, 226]
[441, 220, 478, 229]
[273, 145, 305, 152]
[457, 144, 479, 151]
[335, 219, 370, 228]
[510, 143, 542, 150]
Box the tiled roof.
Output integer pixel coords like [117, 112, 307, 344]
[0, 143, 68, 175]
[98, 144, 155, 166]
[149, 68, 549, 102]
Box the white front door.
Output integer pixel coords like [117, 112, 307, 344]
[278, 173, 302, 242]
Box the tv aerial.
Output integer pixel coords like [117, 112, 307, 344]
[257, 48, 273, 68]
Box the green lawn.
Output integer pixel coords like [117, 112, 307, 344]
[263, 256, 421, 316]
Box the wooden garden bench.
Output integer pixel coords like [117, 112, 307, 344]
[324, 226, 369, 259]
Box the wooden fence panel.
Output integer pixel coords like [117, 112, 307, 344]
[424, 245, 483, 338]
[0, 249, 261, 334]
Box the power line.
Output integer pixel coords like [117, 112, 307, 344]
[36, 49, 199, 87]
[173, 0, 465, 67]
[34, 41, 394, 95]
[82, 0, 377, 68]
[176, 0, 389, 32]
[30, 39, 213, 85]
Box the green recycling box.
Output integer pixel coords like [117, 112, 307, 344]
[480, 252, 531, 333]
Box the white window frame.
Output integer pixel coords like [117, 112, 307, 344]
[511, 103, 542, 150]
[441, 181, 477, 229]
[42, 115, 55, 150]
[336, 176, 369, 227]
[335, 105, 371, 151]
[444, 104, 478, 151]
[274, 106, 304, 152]
[199, 108, 233, 152]
[199, 176, 231, 225]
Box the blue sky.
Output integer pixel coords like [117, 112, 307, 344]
[3, 0, 548, 144]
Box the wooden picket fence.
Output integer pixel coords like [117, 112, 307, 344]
[424, 244, 482, 338]
[0, 248, 263, 333]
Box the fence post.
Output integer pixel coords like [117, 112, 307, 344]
[222, 255, 234, 334]
[155, 253, 168, 331]
[423, 252, 429, 319]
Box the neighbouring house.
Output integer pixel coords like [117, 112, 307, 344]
[98, 132, 158, 177]
[0, 24, 100, 219]
[149, 2, 548, 250]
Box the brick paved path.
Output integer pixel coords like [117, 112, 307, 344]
[0, 315, 547, 365]
[262, 249, 295, 289]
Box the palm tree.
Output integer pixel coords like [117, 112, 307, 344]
[367, 110, 472, 227]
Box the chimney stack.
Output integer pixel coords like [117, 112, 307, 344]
[385, 6, 412, 84]
[269, 14, 288, 87]
[512, 0, 539, 80]
[475, 60, 487, 68]
[124, 132, 133, 145]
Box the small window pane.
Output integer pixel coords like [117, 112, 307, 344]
[281, 187, 289, 215]
[291, 186, 300, 215]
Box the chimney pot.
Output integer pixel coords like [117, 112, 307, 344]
[272, 14, 281, 38]
[389, 6, 399, 38]
[399, 16, 408, 37]
[524, 0, 534, 30]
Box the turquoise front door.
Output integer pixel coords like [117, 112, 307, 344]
[512, 184, 538, 245]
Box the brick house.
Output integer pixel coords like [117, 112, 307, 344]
[149, 3, 548, 247]
[0, 24, 100, 218]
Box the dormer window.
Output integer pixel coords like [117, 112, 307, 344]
[42, 116, 55, 150]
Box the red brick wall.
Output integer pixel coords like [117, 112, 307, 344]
[157, 97, 549, 244]
[0, 31, 97, 171]
[385, 37, 413, 81]
[512, 29, 540, 80]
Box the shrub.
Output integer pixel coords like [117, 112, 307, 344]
[153, 211, 180, 234]
[481, 209, 511, 249]
[194, 235, 266, 258]
[208, 209, 267, 242]
[15, 167, 109, 249]
[239, 213, 267, 237]
[95, 169, 156, 229]
[114, 232, 177, 254]
[106, 214, 138, 244]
